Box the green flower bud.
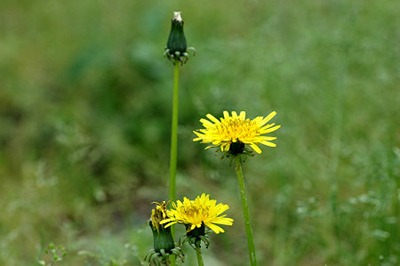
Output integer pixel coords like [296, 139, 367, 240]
[164, 12, 194, 65]
[149, 221, 175, 253]
[145, 202, 185, 265]
[149, 201, 175, 253]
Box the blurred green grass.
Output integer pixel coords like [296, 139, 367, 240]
[1, 0, 400, 265]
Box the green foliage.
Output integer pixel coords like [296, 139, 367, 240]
[38, 243, 67, 266]
[1, 0, 400, 265]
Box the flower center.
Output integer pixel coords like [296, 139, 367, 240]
[180, 205, 209, 217]
[217, 118, 258, 140]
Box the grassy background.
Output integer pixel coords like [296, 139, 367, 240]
[1, 0, 400, 265]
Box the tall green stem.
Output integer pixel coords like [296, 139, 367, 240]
[168, 63, 180, 266]
[169, 63, 180, 202]
[195, 242, 204, 266]
[235, 156, 257, 266]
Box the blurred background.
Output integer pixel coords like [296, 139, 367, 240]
[1, 0, 399, 265]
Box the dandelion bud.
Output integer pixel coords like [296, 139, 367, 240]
[164, 12, 194, 65]
[149, 201, 175, 253]
[145, 201, 185, 265]
[149, 221, 175, 254]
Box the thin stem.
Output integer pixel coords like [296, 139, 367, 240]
[169, 254, 176, 266]
[195, 241, 204, 266]
[169, 63, 180, 202]
[235, 156, 257, 266]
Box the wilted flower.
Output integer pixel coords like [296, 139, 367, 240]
[145, 201, 184, 265]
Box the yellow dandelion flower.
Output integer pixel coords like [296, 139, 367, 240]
[193, 111, 281, 155]
[160, 193, 233, 234]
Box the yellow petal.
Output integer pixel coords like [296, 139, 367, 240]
[250, 143, 262, 154]
[259, 111, 277, 126]
[239, 111, 246, 120]
[206, 114, 220, 124]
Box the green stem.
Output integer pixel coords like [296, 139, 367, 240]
[235, 156, 257, 266]
[169, 63, 180, 202]
[195, 241, 204, 266]
[169, 254, 176, 266]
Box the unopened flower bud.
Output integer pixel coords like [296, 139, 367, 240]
[164, 12, 195, 65]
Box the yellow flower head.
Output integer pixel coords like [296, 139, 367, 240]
[160, 194, 233, 234]
[193, 111, 281, 155]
